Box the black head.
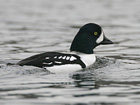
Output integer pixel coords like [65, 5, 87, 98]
[70, 23, 113, 54]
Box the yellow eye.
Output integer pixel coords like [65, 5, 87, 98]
[94, 32, 98, 35]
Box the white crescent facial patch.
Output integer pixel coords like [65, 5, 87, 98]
[96, 30, 104, 44]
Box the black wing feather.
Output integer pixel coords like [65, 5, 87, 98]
[17, 52, 86, 68]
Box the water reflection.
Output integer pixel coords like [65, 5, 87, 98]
[72, 73, 96, 89]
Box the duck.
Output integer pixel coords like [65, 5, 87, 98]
[17, 23, 113, 73]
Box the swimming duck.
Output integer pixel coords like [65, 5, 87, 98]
[17, 23, 113, 73]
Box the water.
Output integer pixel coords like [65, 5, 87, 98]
[0, 0, 140, 105]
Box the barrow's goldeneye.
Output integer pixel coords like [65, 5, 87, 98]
[17, 23, 113, 73]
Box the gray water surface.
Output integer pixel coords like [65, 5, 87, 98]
[0, 0, 140, 105]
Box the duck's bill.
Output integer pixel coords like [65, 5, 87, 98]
[100, 36, 114, 45]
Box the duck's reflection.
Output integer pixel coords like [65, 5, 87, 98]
[71, 72, 99, 89]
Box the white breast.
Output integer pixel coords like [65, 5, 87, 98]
[79, 54, 96, 67]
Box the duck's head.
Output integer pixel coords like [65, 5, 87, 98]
[70, 23, 113, 54]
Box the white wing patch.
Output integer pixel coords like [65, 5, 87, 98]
[46, 57, 49, 59]
[43, 62, 52, 65]
[62, 56, 66, 59]
[96, 30, 104, 44]
[54, 56, 57, 59]
[70, 56, 77, 61]
[54, 61, 62, 64]
[58, 56, 62, 59]
[66, 56, 70, 60]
